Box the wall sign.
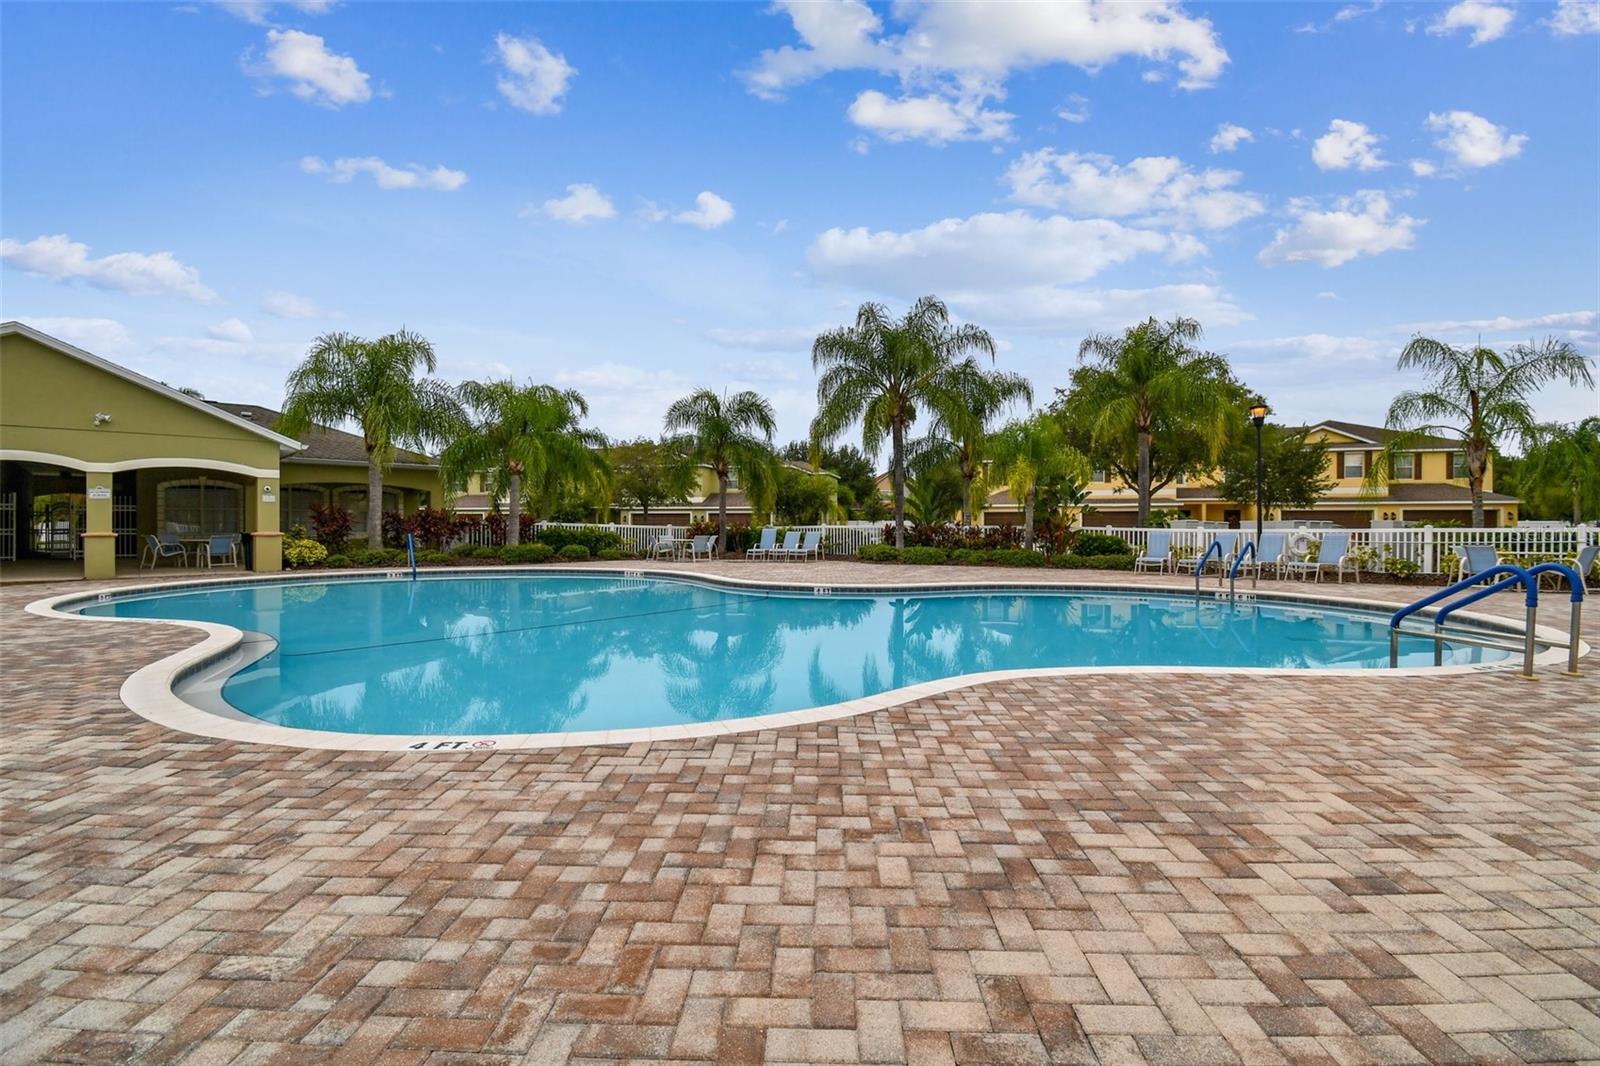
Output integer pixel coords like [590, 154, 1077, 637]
[87, 485, 112, 500]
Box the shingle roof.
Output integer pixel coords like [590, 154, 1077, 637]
[209, 402, 437, 467]
[698, 492, 754, 511]
[1310, 420, 1459, 449]
[1379, 483, 1518, 503]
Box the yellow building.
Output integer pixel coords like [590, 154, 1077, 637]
[0, 321, 443, 579]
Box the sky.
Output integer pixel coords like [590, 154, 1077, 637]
[3, 0, 1598, 449]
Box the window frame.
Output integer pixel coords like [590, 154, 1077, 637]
[1341, 451, 1364, 479]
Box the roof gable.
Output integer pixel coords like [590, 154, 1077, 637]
[209, 402, 437, 467]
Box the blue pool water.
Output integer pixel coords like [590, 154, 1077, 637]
[78, 574, 1506, 736]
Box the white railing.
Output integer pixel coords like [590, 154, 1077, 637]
[443, 521, 882, 557]
[1089, 524, 1598, 574]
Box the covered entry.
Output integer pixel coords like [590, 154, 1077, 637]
[0, 321, 302, 579]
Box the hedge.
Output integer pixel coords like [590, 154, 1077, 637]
[501, 542, 555, 564]
[535, 527, 625, 554]
[900, 546, 948, 565]
[1053, 553, 1136, 571]
[558, 544, 592, 561]
[1070, 532, 1131, 556]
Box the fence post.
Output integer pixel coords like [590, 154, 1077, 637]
[1422, 526, 1436, 575]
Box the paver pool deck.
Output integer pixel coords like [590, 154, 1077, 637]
[2, 560, 1597, 1065]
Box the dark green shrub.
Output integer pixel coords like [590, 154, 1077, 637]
[857, 544, 901, 562]
[949, 548, 985, 565]
[558, 544, 591, 561]
[348, 547, 406, 568]
[322, 554, 351, 569]
[469, 545, 500, 560]
[501, 543, 555, 564]
[983, 548, 1047, 568]
[1053, 553, 1136, 571]
[596, 547, 633, 561]
[534, 527, 625, 555]
[1071, 532, 1131, 556]
[416, 550, 450, 566]
[449, 541, 479, 558]
[900, 546, 948, 565]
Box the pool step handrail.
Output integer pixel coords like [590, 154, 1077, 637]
[1386, 562, 1585, 678]
[406, 533, 417, 580]
[1228, 541, 1257, 597]
[1193, 539, 1225, 594]
[1528, 562, 1585, 675]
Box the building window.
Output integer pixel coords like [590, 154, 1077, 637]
[1451, 452, 1468, 479]
[282, 486, 326, 534]
[158, 479, 243, 535]
[335, 488, 402, 534]
[1091, 469, 1106, 483]
[1341, 452, 1364, 478]
[1392, 454, 1414, 479]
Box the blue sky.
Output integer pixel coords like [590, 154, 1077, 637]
[3, 0, 1597, 445]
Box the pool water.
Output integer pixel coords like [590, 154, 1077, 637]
[79, 573, 1506, 736]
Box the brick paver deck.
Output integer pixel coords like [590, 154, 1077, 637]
[2, 561, 1597, 1065]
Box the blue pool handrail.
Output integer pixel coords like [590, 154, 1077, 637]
[1528, 562, 1586, 675]
[1389, 563, 1539, 676]
[1193, 539, 1225, 593]
[1228, 540, 1256, 597]
[406, 533, 417, 580]
[1389, 563, 1536, 629]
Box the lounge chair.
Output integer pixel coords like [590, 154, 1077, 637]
[795, 531, 823, 561]
[747, 528, 777, 560]
[1193, 533, 1238, 575]
[1133, 531, 1172, 574]
[198, 533, 240, 569]
[1281, 531, 1352, 583]
[687, 534, 716, 560]
[770, 530, 801, 561]
[1234, 532, 1287, 581]
[1458, 544, 1500, 582]
[140, 533, 188, 569]
[651, 533, 679, 560]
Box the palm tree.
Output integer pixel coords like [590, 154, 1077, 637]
[1511, 418, 1600, 525]
[1068, 317, 1238, 525]
[990, 414, 1090, 550]
[441, 380, 609, 545]
[903, 459, 965, 526]
[1370, 336, 1594, 527]
[663, 388, 778, 551]
[923, 358, 1034, 526]
[279, 329, 460, 549]
[811, 296, 996, 548]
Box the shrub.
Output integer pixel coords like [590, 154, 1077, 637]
[888, 523, 1026, 551]
[416, 550, 450, 566]
[984, 548, 1047, 568]
[535, 526, 626, 555]
[347, 547, 406, 568]
[382, 507, 468, 551]
[1383, 555, 1420, 580]
[858, 543, 901, 563]
[558, 544, 591, 561]
[449, 541, 480, 558]
[309, 502, 354, 549]
[900, 546, 948, 565]
[1053, 553, 1136, 571]
[283, 537, 328, 569]
[469, 545, 500, 560]
[1070, 531, 1130, 556]
[596, 547, 633, 561]
[501, 542, 555, 564]
[949, 548, 985, 565]
[322, 554, 351, 569]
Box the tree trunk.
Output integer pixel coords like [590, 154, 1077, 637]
[891, 422, 906, 549]
[1468, 441, 1487, 528]
[366, 456, 384, 550]
[960, 454, 974, 528]
[506, 468, 522, 547]
[1136, 429, 1153, 526]
[1023, 488, 1036, 551]
[717, 471, 729, 553]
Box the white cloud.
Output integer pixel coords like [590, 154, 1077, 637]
[299, 155, 467, 191]
[674, 191, 736, 229]
[538, 183, 616, 224]
[1551, 0, 1600, 34]
[0, 233, 217, 301]
[949, 283, 1250, 331]
[1208, 123, 1253, 153]
[1232, 333, 1387, 363]
[743, 0, 1228, 145]
[1311, 119, 1387, 171]
[1425, 110, 1527, 168]
[1004, 149, 1264, 230]
[1409, 159, 1439, 177]
[21, 317, 136, 355]
[207, 317, 254, 344]
[636, 199, 669, 223]
[705, 325, 825, 351]
[1257, 191, 1421, 268]
[493, 33, 575, 115]
[1316, 291, 1340, 300]
[846, 89, 1012, 143]
[1428, 0, 1515, 44]
[808, 210, 1203, 292]
[214, 0, 333, 23]
[1397, 310, 1597, 334]
[1056, 94, 1090, 124]
[256, 29, 370, 107]
[262, 289, 333, 319]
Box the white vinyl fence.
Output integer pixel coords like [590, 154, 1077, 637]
[446, 521, 885, 558]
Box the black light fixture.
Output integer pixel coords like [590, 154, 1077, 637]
[1248, 400, 1269, 557]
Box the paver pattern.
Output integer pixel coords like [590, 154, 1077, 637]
[2, 561, 1597, 1065]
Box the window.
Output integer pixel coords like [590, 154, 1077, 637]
[1091, 469, 1106, 483]
[159, 479, 243, 536]
[1392, 454, 1414, 479]
[335, 488, 402, 533]
[282, 487, 326, 534]
[1451, 452, 1468, 479]
[1341, 452, 1364, 479]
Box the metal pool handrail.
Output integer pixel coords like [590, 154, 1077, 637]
[1389, 564, 1544, 676]
[1193, 539, 1225, 594]
[1228, 541, 1256, 597]
[1527, 562, 1585, 675]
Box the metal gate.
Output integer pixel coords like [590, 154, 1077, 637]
[0, 493, 14, 562]
[114, 496, 138, 558]
[31, 498, 81, 559]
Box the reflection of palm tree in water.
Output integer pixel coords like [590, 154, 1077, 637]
[660, 598, 784, 721]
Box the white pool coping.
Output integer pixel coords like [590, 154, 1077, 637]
[25, 565, 1587, 753]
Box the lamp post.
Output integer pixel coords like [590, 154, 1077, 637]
[1248, 401, 1269, 554]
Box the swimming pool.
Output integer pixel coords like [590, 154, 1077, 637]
[67, 571, 1512, 745]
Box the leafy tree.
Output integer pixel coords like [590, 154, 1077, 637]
[780, 441, 879, 518]
[923, 358, 1034, 526]
[810, 296, 996, 548]
[1369, 336, 1594, 527]
[440, 380, 608, 545]
[990, 414, 1090, 550]
[1216, 426, 1336, 516]
[279, 329, 461, 549]
[1061, 317, 1240, 525]
[664, 388, 778, 550]
[1518, 418, 1600, 524]
[608, 437, 696, 519]
[774, 466, 840, 524]
[904, 458, 964, 527]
